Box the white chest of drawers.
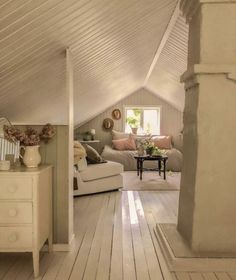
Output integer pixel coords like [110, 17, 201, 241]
[0, 165, 53, 278]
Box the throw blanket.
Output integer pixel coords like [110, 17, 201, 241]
[74, 141, 86, 164]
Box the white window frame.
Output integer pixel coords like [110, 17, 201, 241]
[123, 105, 161, 135]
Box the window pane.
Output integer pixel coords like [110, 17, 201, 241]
[143, 109, 160, 135]
[125, 110, 134, 132]
[125, 107, 160, 135]
[125, 109, 141, 133]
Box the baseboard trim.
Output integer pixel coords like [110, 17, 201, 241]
[42, 233, 75, 252]
[155, 223, 236, 272]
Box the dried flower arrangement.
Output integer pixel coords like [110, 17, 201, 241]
[4, 124, 56, 146]
[137, 137, 165, 156]
[40, 123, 56, 143]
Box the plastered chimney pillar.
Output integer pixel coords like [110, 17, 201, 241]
[178, 0, 236, 253]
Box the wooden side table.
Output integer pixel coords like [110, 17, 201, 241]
[134, 155, 168, 180]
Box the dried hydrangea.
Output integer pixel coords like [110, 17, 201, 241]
[3, 125, 25, 143]
[40, 123, 56, 143]
[4, 124, 55, 146]
[23, 127, 40, 146]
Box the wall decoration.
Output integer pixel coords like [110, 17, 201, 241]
[112, 109, 121, 120]
[103, 118, 114, 130]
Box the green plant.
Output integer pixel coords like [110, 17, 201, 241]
[138, 138, 165, 156]
[133, 108, 142, 117]
[126, 116, 139, 128]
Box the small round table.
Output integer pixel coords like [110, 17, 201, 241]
[134, 154, 168, 180]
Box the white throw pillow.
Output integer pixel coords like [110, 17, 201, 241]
[77, 157, 87, 171]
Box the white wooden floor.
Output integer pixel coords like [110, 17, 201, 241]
[0, 190, 236, 280]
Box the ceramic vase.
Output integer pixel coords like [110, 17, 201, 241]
[137, 146, 145, 156]
[22, 145, 41, 168]
[131, 127, 138, 134]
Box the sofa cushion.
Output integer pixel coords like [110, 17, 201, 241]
[112, 135, 136, 151]
[152, 135, 172, 150]
[172, 134, 183, 152]
[165, 148, 182, 172]
[79, 160, 124, 182]
[84, 144, 103, 163]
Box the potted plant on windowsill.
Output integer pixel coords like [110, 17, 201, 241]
[126, 116, 139, 134]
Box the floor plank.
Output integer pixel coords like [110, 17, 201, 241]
[127, 191, 150, 280]
[15, 254, 34, 280]
[189, 273, 205, 280]
[202, 273, 218, 280]
[96, 193, 116, 280]
[56, 195, 91, 280]
[69, 194, 107, 280]
[0, 254, 19, 279]
[2, 254, 28, 280]
[82, 194, 110, 280]
[0, 180, 236, 280]
[110, 192, 123, 280]
[133, 191, 163, 280]
[228, 273, 236, 280]
[122, 191, 137, 280]
[215, 273, 232, 280]
[175, 272, 191, 280]
[42, 252, 65, 280]
[28, 252, 54, 280]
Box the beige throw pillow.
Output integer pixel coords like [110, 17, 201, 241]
[84, 144, 103, 164]
[152, 135, 172, 150]
[112, 135, 137, 150]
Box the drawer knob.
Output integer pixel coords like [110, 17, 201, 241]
[8, 208, 17, 217]
[8, 233, 17, 243]
[8, 185, 17, 193]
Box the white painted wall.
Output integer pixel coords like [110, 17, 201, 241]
[16, 125, 70, 243]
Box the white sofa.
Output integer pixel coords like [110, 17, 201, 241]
[101, 145, 183, 172]
[74, 160, 124, 196]
[101, 131, 183, 172]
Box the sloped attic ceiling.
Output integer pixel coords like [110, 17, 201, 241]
[145, 15, 188, 111]
[0, 0, 187, 125]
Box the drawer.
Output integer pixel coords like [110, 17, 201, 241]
[0, 226, 32, 249]
[0, 202, 32, 224]
[0, 177, 32, 200]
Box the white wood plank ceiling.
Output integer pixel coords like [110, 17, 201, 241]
[145, 15, 188, 111]
[0, 0, 188, 125]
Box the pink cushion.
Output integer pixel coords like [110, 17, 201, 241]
[112, 136, 136, 151]
[152, 135, 172, 150]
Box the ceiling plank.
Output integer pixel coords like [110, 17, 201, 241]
[143, 0, 180, 86]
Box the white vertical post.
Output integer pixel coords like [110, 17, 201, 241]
[66, 48, 74, 244]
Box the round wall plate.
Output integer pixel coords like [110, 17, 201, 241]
[103, 118, 114, 130]
[112, 109, 121, 120]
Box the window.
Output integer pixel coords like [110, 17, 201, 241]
[124, 106, 160, 135]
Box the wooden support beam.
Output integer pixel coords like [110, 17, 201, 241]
[66, 48, 74, 246]
[143, 1, 180, 86]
